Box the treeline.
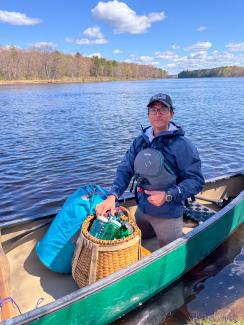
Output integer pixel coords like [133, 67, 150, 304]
[0, 47, 167, 81]
[178, 66, 244, 78]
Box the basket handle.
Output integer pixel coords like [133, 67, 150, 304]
[119, 206, 131, 220]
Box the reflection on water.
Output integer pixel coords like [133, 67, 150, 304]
[115, 226, 244, 324]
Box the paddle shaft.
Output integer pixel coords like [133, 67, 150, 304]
[0, 230, 16, 321]
[195, 195, 223, 207]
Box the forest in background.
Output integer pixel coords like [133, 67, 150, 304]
[178, 66, 244, 78]
[1, 47, 243, 83]
[0, 47, 167, 82]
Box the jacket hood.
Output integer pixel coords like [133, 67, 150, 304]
[142, 121, 185, 143]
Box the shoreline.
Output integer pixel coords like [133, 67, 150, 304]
[0, 77, 169, 86]
[1, 75, 243, 86]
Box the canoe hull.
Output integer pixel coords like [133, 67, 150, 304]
[6, 190, 243, 325]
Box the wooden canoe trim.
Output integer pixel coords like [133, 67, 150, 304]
[0, 230, 16, 321]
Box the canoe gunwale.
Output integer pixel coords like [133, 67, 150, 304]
[1, 169, 243, 230]
[203, 169, 243, 184]
[4, 189, 244, 325]
[0, 214, 57, 230]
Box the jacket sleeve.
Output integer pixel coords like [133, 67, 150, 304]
[108, 139, 138, 198]
[168, 138, 205, 202]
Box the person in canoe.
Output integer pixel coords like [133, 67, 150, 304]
[96, 93, 205, 247]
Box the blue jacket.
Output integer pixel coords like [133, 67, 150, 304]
[109, 122, 205, 218]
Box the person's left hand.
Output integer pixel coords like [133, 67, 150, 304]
[144, 190, 166, 206]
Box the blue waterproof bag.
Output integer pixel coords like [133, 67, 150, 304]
[36, 185, 108, 273]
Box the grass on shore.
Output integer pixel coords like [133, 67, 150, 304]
[186, 316, 244, 325]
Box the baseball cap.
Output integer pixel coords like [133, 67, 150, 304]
[147, 93, 175, 110]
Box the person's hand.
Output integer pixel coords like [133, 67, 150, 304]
[95, 195, 116, 216]
[144, 190, 166, 206]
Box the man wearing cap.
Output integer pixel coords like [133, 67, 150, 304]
[96, 93, 204, 247]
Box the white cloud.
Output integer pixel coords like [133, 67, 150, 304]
[147, 12, 165, 23]
[83, 26, 104, 39]
[0, 44, 20, 49]
[172, 44, 180, 50]
[87, 52, 102, 58]
[166, 63, 177, 68]
[65, 37, 108, 45]
[65, 38, 73, 43]
[66, 26, 108, 46]
[91, 0, 165, 34]
[155, 51, 179, 60]
[225, 42, 244, 52]
[125, 55, 159, 66]
[113, 49, 123, 54]
[0, 10, 41, 25]
[189, 51, 208, 59]
[31, 42, 57, 49]
[126, 47, 244, 74]
[158, 49, 244, 74]
[185, 41, 212, 51]
[148, 40, 244, 74]
[197, 26, 206, 32]
[137, 55, 155, 63]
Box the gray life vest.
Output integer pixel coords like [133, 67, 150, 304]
[134, 148, 176, 191]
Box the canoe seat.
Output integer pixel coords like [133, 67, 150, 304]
[183, 201, 215, 224]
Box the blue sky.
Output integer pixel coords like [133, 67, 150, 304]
[1, 0, 244, 74]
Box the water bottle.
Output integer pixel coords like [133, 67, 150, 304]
[101, 220, 121, 240]
[124, 222, 134, 235]
[118, 222, 134, 238]
[89, 216, 108, 239]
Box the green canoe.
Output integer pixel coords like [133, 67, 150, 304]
[1, 171, 243, 324]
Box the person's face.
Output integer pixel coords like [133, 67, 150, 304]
[148, 101, 174, 130]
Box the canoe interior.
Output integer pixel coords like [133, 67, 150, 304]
[1, 173, 243, 317]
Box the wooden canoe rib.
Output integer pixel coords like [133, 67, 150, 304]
[0, 171, 243, 325]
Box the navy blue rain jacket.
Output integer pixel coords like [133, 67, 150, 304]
[109, 122, 205, 218]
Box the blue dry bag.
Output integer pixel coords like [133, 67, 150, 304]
[36, 185, 108, 273]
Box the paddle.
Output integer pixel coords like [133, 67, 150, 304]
[0, 230, 16, 321]
[195, 195, 223, 207]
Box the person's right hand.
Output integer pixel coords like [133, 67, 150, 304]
[95, 195, 116, 216]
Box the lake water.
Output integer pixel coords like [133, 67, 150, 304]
[0, 78, 244, 322]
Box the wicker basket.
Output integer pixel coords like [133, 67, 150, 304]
[72, 207, 141, 288]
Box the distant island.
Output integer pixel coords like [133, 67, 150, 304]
[178, 66, 244, 78]
[0, 47, 167, 84]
